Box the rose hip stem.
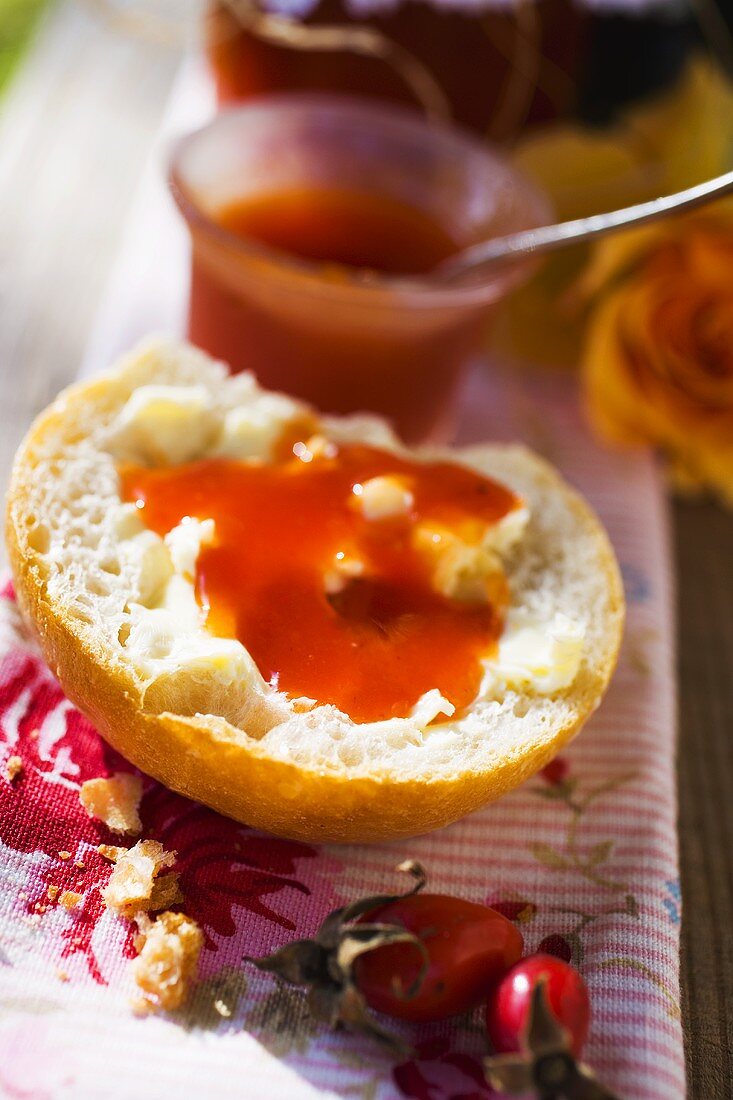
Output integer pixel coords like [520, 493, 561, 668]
[245, 860, 428, 1054]
[484, 980, 620, 1100]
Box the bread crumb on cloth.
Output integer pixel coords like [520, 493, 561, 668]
[102, 839, 179, 917]
[97, 844, 126, 862]
[131, 910, 203, 1014]
[59, 890, 83, 911]
[79, 773, 143, 835]
[5, 755, 23, 783]
[99, 837, 198, 1013]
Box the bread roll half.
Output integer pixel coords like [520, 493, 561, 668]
[6, 340, 624, 843]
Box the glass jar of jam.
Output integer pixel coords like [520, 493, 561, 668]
[204, 0, 587, 142]
[204, 0, 697, 142]
[169, 96, 549, 443]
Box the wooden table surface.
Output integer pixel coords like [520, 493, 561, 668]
[0, 4, 731, 1095]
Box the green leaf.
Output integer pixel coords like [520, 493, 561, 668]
[529, 843, 571, 869]
[534, 786, 568, 801]
[625, 893, 640, 918]
[581, 771, 639, 808]
[0, 0, 49, 98]
[534, 778, 579, 802]
[588, 840, 614, 867]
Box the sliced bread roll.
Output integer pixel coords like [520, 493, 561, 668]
[6, 339, 624, 843]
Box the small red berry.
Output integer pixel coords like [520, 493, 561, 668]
[541, 758, 570, 786]
[485, 953, 591, 1057]
[355, 895, 524, 1023]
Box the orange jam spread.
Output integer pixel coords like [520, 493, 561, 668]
[120, 438, 519, 724]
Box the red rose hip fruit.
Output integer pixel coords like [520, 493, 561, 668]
[485, 953, 591, 1057]
[354, 894, 524, 1023]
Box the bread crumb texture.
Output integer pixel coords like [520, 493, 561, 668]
[102, 839, 179, 917]
[98, 844, 126, 862]
[79, 773, 143, 835]
[131, 910, 203, 1014]
[4, 755, 22, 783]
[59, 890, 83, 911]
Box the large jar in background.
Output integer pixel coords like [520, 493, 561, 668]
[204, 0, 696, 143]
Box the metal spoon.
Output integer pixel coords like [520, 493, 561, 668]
[437, 167, 733, 282]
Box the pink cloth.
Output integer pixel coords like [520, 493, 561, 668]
[0, 64, 684, 1099]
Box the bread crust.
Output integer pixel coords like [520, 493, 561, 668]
[6, 357, 624, 844]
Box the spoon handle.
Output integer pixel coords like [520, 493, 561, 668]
[440, 167, 733, 280]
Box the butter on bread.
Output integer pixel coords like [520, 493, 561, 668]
[6, 339, 624, 843]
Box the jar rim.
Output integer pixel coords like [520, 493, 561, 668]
[168, 93, 551, 309]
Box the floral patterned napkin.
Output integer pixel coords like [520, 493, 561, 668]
[0, 362, 683, 1099]
[0, 65, 684, 1100]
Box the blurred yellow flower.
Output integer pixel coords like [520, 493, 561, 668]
[581, 212, 733, 504]
[491, 58, 733, 367]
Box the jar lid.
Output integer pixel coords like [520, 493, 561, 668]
[254, 0, 684, 17]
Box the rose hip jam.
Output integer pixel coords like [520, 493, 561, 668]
[213, 186, 459, 276]
[121, 438, 518, 724]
